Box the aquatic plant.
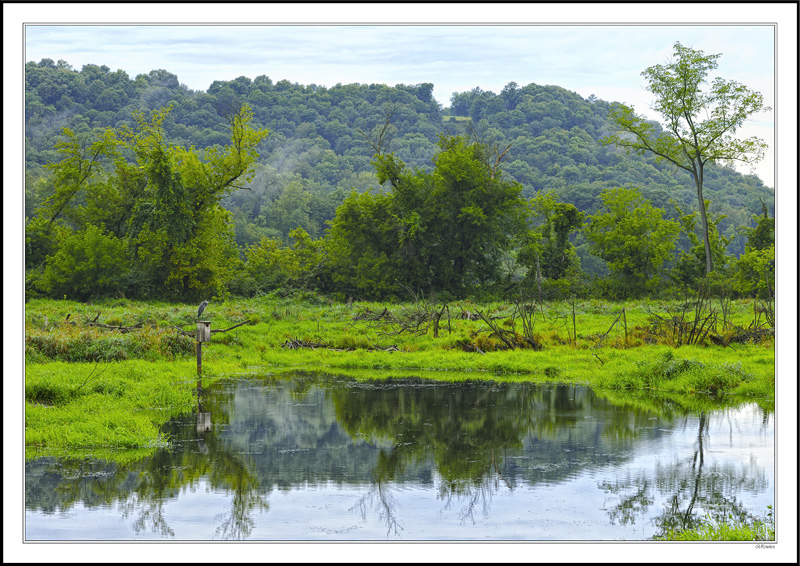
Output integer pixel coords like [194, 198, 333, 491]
[654, 506, 775, 541]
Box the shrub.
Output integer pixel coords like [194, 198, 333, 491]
[40, 224, 128, 301]
[732, 245, 775, 299]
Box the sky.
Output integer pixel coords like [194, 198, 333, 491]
[4, 5, 798, 563]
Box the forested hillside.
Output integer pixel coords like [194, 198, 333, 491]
[24, 58, 775, 302]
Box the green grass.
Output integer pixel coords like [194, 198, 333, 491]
[25, 359, 207, 460]
[441, 115, 472, 122]
[23, 295, 775, 457]
[654, 507, 775, 541]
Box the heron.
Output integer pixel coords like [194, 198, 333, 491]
[197, 300, 209, 319]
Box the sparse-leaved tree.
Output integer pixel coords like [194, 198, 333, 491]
[602, 42, 770, 275]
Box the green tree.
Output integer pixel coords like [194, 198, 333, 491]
[122, 103, 267, 299]
[671, 200, 733, 290]
[373, 135, 527, 296]
[324, 135, 526, 299]
[36, 126, 119, 229]
[261, 178, 318, 238]
[602, 41, 770, 275]
[732, 245, 774, 299]
[539, 201, 584, 281]
[741, 202, 774, 252]
[241, 237, 289, 293]
[517, 191, 584, 295]
[584, 187, 680, 297]
[324, 189, 400, 298]
[133, 207, 242, 300]
[40, 224, 128, 300]
[243, 226, 325, 294]
[32, 102, 267, 301]
[732, 205, 774, 298]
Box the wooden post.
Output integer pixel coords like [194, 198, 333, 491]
[196, 321, 211, 375]
[196, 411, 211, 433]
[571, 300, 576, 346]
[622, 307, 628, 347]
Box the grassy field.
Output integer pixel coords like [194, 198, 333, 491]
[23, 294, 775, 458]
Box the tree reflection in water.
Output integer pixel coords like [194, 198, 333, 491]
[118, 387, 270, 540]
[349, 445, 405, 535]
[441, 478, 493, 525]
[350, 479, 403, 536]
[214, 480, 269, 541]
[334, 379, 528, 531]
[199, 388, 270, 540]
[121, 496, 174, 538]
[25, 374, 773, 540]
[601, 409, 771, 537]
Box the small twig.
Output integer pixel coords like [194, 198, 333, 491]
[72, 358, 111, 395]
[171, 325, 195, 337]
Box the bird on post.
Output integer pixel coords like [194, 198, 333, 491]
[197, 300, 209, 319]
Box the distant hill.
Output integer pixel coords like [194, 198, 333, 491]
[25, 59, 774, 258]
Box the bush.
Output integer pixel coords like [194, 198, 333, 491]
[584, 187, 680, 298]
[40, 224, 128, 301]
[732, 245, 775, 299]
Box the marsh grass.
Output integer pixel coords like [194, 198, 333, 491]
[25, 359, 202, 457]
[608, 350, 757, 396]
[23, 295, 774, 456]
[25, 323, 196, 363]
[24, 296, 770, 356]
[654, 506, 775, 541]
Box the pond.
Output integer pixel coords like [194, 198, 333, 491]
[25, 372, 774, 541]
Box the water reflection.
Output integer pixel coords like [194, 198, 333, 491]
[25, 373, 773, 540]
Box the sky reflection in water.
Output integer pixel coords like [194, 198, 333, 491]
[25, 373, 774, 541]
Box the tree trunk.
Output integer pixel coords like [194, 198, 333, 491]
[535, 253, 542, 300]
[694, 166, 713, 275]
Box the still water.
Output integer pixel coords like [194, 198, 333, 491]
[25, 372, 774, 541]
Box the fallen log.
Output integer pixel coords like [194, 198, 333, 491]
[282, 338, 332, 350]
[352, 307, 395, 322]
[281, 337, 398, 352]
[86, 321, 144, 333]
[455, 340, 486, 354]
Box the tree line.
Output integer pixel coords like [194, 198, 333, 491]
[24, 44, 774, 303]
[25, 104, 773, 303]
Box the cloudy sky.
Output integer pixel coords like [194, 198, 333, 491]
[10, 3, 794, 189]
